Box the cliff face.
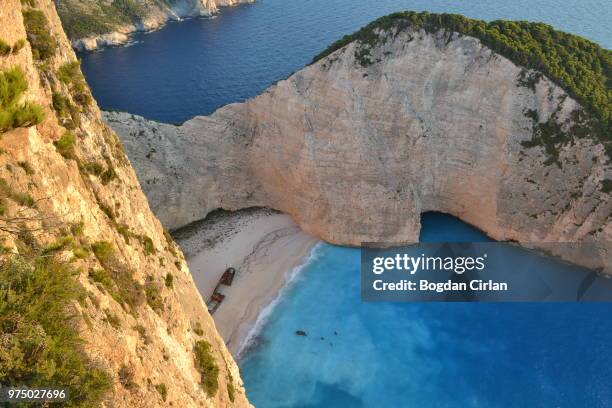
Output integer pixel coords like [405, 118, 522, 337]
[0, 1, 250, 406]
[106, 26, 611, 271]
[54, 0, 255, 51]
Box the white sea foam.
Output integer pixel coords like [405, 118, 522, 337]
[237, 242, 324, 359]
[123, 40, 142, 48]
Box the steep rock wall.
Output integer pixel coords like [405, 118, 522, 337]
[106, 27, 611, 271]
[0, 1, 250, 406]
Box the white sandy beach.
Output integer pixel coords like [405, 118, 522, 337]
[174, 209, 318, 356]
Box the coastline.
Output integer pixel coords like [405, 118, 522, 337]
[174, 209, 318, 356]
[71, 1, 256, 52]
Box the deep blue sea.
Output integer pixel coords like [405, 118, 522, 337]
[78, 1, 612, 406]
[80, 0, 611, 123]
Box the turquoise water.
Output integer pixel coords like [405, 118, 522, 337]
[79, 0, 611, 123]
[240, 214, 612, 407]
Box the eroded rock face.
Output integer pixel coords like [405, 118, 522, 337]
[106, 28, 611, 270]
[1, 1, 250, 406]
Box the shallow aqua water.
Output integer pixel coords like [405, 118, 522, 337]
[239, 214, 612, 407]
[80, 0, 611, 123]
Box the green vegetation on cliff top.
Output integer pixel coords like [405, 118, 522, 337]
[54, 0, 148, 40]
[313, 11, 611, 132]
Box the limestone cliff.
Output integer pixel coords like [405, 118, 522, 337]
[0, 1, 250, 406]
[106, 15, 611, 271]
[54, 0, 255, 51]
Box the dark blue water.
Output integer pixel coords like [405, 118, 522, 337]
[79, 0, 611, 123]
[240, 214, 612, 407]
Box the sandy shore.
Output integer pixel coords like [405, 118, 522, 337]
[174, 208, 318, 356]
